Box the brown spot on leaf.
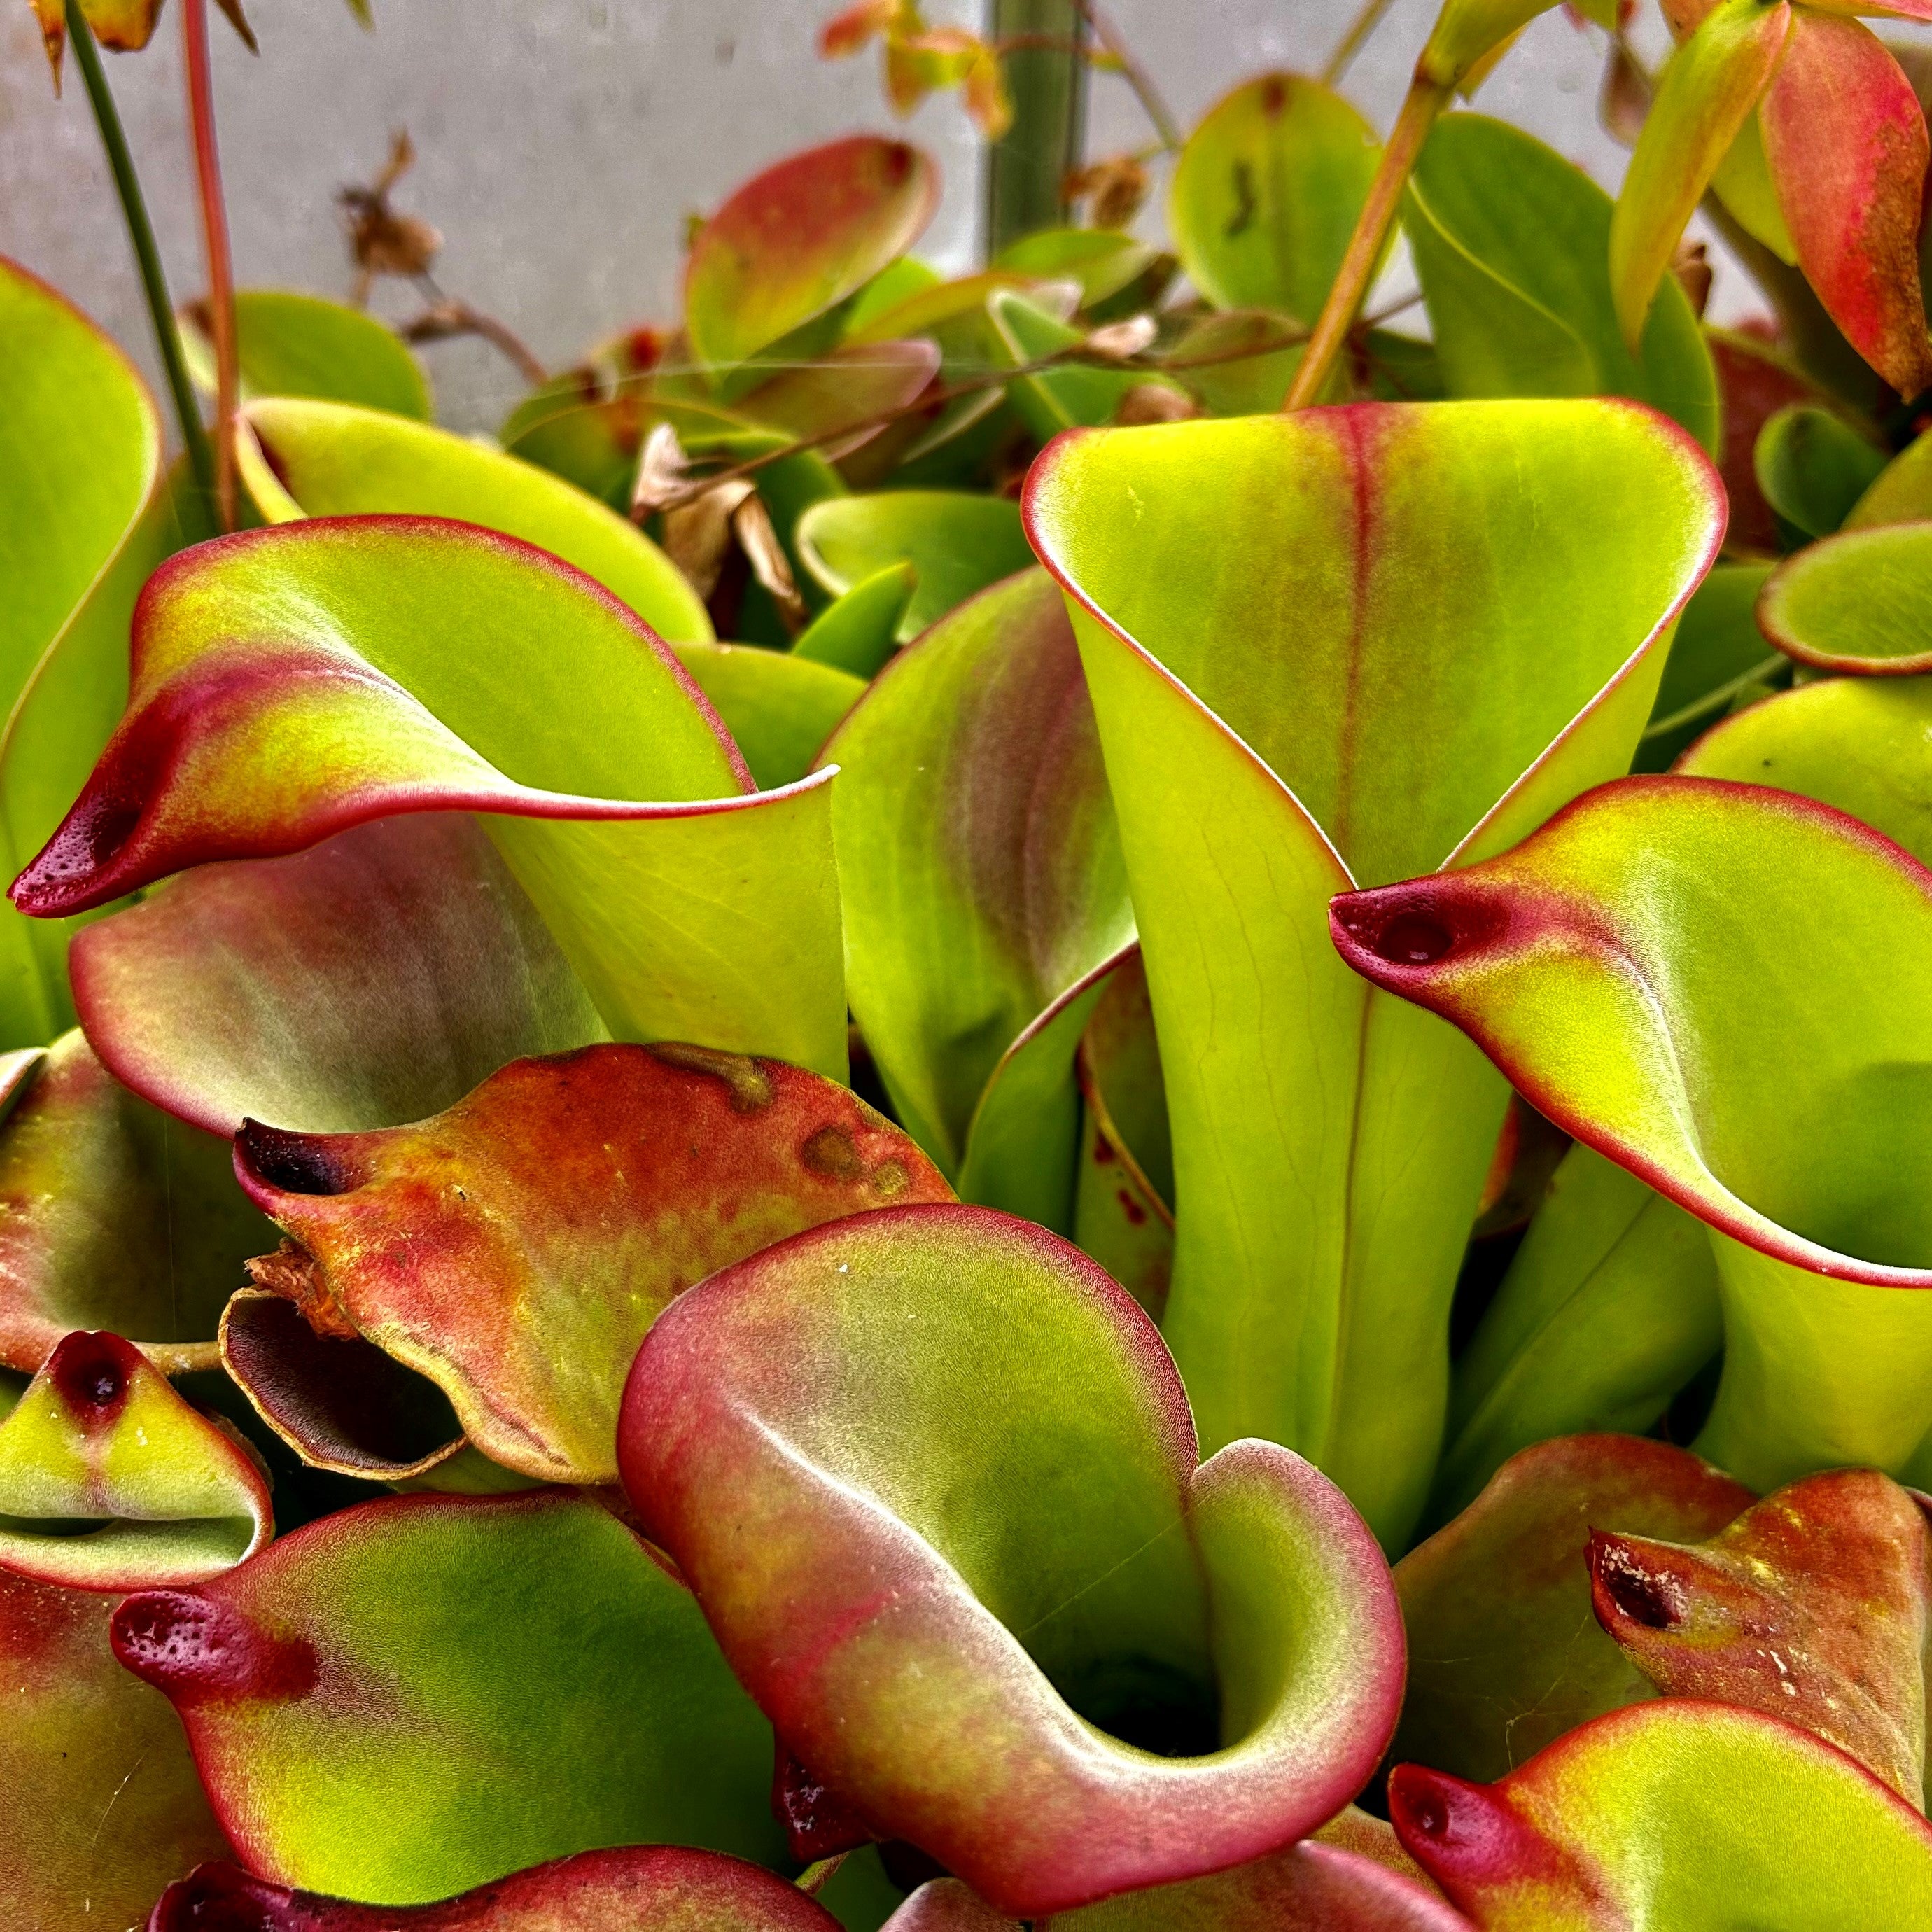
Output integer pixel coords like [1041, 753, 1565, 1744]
[802, 1126, 866, 1182]
[648, 1042, 775, 1113]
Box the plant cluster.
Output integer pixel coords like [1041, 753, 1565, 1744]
[10, 0, 1932, 1925]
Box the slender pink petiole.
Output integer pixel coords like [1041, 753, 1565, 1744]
[182, 0, 238, 533]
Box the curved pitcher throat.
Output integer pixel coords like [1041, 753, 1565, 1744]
[1698, 1233, 1932, 1494]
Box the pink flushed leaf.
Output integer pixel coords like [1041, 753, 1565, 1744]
[0, 1031, 275, 1374]
[1762, 13, 1932, 398]
[1392, 1434, 1752, 1784]
[738, 338, 942, 459]
[1074, 951, 1173, 1321]
[0, 1329, 270, 1588]
[618, 1203, 1405, 1918]
[1, 1566, 231, 1931]
[73, 814, 606, 1138]
[7, 518, 846, 1082]
[1326, 775, 1932, 1284]
[1315, 1806, 1446, 1894]
[1803, 1, 1932, 22]
[882, 1842, 1473, 1928]
[1390, 1702, 1932, 1924]
[109, 1490, 786, 1902]
[233, 1043, 950, 1483]
[1609, 0, 1792, 352]
[1662, 0, 1717, 31]
[820, 570, 1131, 1189]
[685, 136, 939, 370]
[1707, 329, 1833, 554]
[148, 1848, 845, 1931]
[1589, 1467, 1932, 1805]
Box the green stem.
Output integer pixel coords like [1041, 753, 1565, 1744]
[64, 0, 214, 500]
[1075, 0, 1182, 154]
[1322, 0, 1399, 87]
[984, 0, 1090, 258]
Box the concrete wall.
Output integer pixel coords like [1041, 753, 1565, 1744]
[0, 1, 1765, 429]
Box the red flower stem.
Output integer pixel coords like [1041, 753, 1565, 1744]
[1284, 74, 1447, 412]
[182, 0, 238, 533]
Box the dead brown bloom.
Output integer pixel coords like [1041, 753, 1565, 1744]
[340, 131, 444, 304]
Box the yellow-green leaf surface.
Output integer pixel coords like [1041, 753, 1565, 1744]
[1420, 0, 1618, 89]
[10, 520, 847, 1080]
[0, 463, 218, 1054]
[1, 1565, 230, 1932]
[798, 491, 1035, 642]
[685, 136, 939, 371]
[1430, 1142, 1719, 1522]
[1390, 1702, 1932, 1927]
[1024, 402, 1723, 1545]
[1408, 114, 1719, 453]
[673, 642, 863, 790]
[0, 258, 157, 707]
[498, 328, 669, 508]
[841, 253, 943, 334]
[1331, 775, 1932, 1493]
[1168, 74, 1381, 322]
[1632, 560, 1780, 772]
[1168, 309, 1310, 416]
[1844, 429, 1932, 528]
[1756, 521, 1932, 673]
[0, 1328, 270, 1588]
[235, 396, 712, 641]
[1610, 0, 1793, 351]
[181, 290, 430, 418]
[1752, 402, 1886, 539]
[1710, 108, 1798, 262]
[820, 570, 1132, 1222]
[70, 814, 607, 1138]
[111, 1490, 785, 1903]
[986, 290, 1152, 441]
[791, 561, 916, 676]
[1680, 671, 1932, 862]
[0, 258, 161, 1049]
[992, 227, 1172, 318]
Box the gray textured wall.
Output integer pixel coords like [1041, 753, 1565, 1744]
[0, 1, 1732, 429]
